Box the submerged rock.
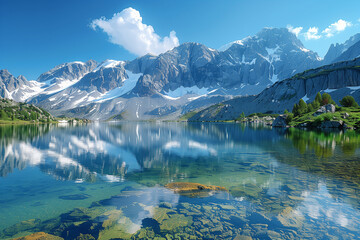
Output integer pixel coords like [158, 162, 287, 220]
[13, 232, 63, 240]
[3, 219, 41, 237]
[58, 193, 90, 200]
[160, 214, 193, 231]
[165, 182, 226, 197]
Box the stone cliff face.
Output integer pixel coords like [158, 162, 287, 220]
[190, 58, 360, 121]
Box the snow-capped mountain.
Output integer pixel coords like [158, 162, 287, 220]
[128, 28, 321, 98]
[30, 60, 142, 111]
[1, 28, 359, 120]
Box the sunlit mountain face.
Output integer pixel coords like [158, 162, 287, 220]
[1, 123, 360, 239]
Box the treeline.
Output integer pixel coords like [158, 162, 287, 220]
[0, 98, 54, 122]
[291, 93, 359, 117]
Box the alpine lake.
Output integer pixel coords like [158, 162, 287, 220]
[1, 122, 360, 240]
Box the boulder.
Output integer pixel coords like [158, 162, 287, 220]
[272, 115, 287, 127]
[165, 182, 226, 197]
[313, 104, 336, 116]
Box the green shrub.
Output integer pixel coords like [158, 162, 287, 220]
[340, 96, 359, 108]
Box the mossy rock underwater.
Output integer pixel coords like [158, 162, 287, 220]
[165, 182, 227, 197]
[13, 232, 64, 240]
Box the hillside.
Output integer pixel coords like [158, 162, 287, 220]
[189, 58, 360, 121]
[0, 98, 55, 123]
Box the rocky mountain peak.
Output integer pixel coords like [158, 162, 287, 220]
[37, 60, 98, 82]
[323, 33, 360, 64]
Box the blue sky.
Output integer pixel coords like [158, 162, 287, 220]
[1, 0, 359, 80]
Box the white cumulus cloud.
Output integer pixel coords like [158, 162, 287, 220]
[322, 19, 352, 37]
[91, 7, 180, 56]
[305, 27, 321, 40]
[287, 25, 303, 37]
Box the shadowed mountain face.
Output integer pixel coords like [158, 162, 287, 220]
[323, 33, 360, 64]
[190, 57, 360, 121]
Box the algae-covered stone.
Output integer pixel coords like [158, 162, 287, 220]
[76, 233, 95, 240]
[98, 216, 140, 240]
[13, 232, 63, 240]
[160, 214, 193, 231]
[159, 202, 172, 209]
[153, 207, 176, 223]
[218, 204, 236, 210]
[165, 182, 226, 197]
[101, 209, 123, 229]
[3, 219, 41, 237]
[233, 235, 253, 240]
[274, 207, 304, 229]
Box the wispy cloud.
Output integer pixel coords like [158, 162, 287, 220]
[287, 25, 303, 37]
[322, 19, 352, 37]
[91, 7, 180, 56]
[305, 27, 321, 40]
[292, 19, 353, 40]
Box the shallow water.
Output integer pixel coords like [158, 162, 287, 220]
[0, 122, 360, 239]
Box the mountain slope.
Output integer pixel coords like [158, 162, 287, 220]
[0, 97, 54, 122]
[323, 33, 360, 64]
[29, 60, 141, 111]
[334, 40, 360, 63]
[0, 70, 38, 102]
[189, 58, 360, 121]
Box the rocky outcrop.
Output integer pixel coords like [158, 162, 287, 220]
[313, 104, 336, 116]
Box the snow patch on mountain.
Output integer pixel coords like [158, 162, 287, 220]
[218, 40, 244, 51]
[94, 70, 142, 103]
[93, 60, 125, 72]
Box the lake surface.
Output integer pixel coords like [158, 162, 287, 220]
[0, 122, 360, 239]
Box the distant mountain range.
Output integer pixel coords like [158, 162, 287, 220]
[1, 27, 360, 120]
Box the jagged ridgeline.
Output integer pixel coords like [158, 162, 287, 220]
[0, 98, 54, 122]
[1, 28, 360, 120]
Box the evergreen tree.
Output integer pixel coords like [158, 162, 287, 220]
[0, 110, 9, 120]
[321, 93, 335, 106]
[340, 96, 359, 108]
[298, 99, 308, 115]
[315, 92, 322, 104]
[292, 103, 299, 116]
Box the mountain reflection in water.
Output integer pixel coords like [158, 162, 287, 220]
[0, 122, 359, 239]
